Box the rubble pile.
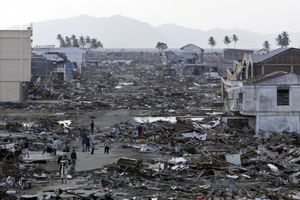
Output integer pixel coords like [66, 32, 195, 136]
[0, 59, 299, 199]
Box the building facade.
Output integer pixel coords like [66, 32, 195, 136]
[222, 48, 300, 134]
[0, 29, 32, 102]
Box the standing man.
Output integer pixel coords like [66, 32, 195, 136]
[22, 139, 30, 158]
[104, 139, 111, 154]
[71, 149, 77, 165]
[60, 155, 70, 184]
[137, 125, 143, 140]
[90, 120, 95, 135]
[86, 137, 90, 152]
[90, 137, 95, 155]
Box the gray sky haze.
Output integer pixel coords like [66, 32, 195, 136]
[0, 0, 299, 33]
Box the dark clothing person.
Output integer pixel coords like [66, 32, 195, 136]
[104, 139, 111, 154]
[71, 150, 77, 165]
[137, 125, 143, 139]
[90, 139, 95, 155]
[86, 137, 90, 152]
[90, 120, 95, 134]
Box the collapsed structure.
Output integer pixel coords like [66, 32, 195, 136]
[162, 44, 218, 78]
[222, 47, 300, 134]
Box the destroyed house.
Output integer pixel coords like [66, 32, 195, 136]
[41, 52, 75, 82]
[232, 48, 300, 80]
[163, 44, 212, 77]
[222, 72, 300, 134]
[31, 53, 53, 84]
[224, 48, 254, 61]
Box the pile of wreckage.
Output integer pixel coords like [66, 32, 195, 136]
[0, 114, 299, 199]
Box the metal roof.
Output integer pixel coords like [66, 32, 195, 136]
[252, 48, 289, 64]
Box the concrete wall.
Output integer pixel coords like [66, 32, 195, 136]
[0, 30, 31, 81]
[257, 115, 300, 133]
[0, 82, 22, 102]
[0, 30, 32, 102]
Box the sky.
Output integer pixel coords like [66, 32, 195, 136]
[0, 0, 299, 33]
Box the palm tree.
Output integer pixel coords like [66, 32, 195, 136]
[79, 36, 85, 48]
[85, 36, 91, 48]
[96, 41, 103, 48]
[56, 34, 65, 47]
[275, 34, 283, 47]
[232, 34, 238, 48]
[281, 31, 290, 47]
[224, 36, 231, 47]
[71, 35, 79, 47]
[263, 40, 270, 51]
[91, 38, 98, 48]
[208, 37, 217, 53]
[65, 36, 71, 47]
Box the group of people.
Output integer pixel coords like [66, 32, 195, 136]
[81, 136, 95, 154]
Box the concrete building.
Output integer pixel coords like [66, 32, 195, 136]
[224, 48, 254, 61]
[0, 29, 32, 102]
[33, 47, 86, 74]
[222, 47, 300, 134]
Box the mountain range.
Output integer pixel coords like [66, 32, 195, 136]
[13, 15, 300, 49]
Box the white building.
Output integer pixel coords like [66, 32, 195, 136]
[223, 72, 300, 134]
[33, 47, 86, 74]
[0, 29, 32, 102]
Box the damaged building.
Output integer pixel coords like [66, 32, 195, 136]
[162, 43, 218, 77]
[222, 47, 300, 134]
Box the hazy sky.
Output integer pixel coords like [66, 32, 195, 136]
[1, 0, 299, 33]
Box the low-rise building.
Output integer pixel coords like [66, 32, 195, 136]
[222, 47, 300, 134]
[0, 29, 32, 102]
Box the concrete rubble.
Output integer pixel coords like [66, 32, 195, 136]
[0, 51, 299, 200]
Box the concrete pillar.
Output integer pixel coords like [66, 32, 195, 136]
[256, 115, 259, 135]
[262, 65, 265, 75]
[291, 65, 294, 73]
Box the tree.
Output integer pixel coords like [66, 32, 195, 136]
[155, 42, 168, 52]
[71, 34, 79, 47]
[224, 36, 231, 47]
[281, 31, 290, 47]
[79, 36, 85, 48]
[208, 37, 217, 53]
[65, 36, 72, 47]
[85, 36, 91, 48]
[232, 34, 238, 48]
[275, 34, 283, 47]
[96, 41, 103, 48]
[91, 38, 98, 48]
[276, 31, 290, 47]
[57, 34, 66, 47]
[263, 40, 270, 51]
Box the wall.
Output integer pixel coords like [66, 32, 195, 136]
[0, 30, 31, 81]
[0, 30, 32, 102]
[257, 115, 299, 133]
[242, 74, 300, 114]
[0, 82, 21, 102]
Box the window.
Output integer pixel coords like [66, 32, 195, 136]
[277, 89, 289, 106]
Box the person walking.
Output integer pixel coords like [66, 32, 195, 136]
[90, 137, 95, 155]
[86, 137, 90, 152]
[82, 137, 86, 152]
[71, 149, 77, 165]
[23, 139, 30, 158]
[60, 155, 70, 184]
[104, 139, 111, 154]
[90, 120, 95, 134]
[137, 125, 143, 139]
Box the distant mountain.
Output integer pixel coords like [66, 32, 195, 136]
[15, 15, 300, 49]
